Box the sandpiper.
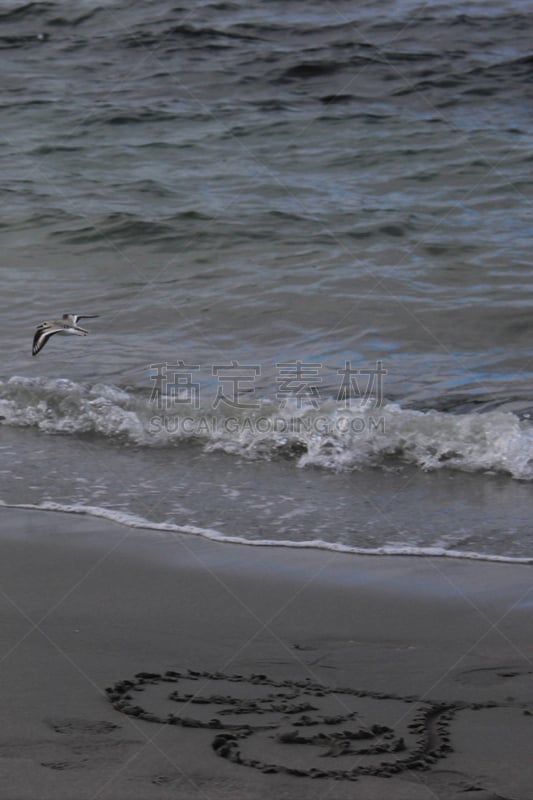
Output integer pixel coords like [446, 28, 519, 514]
[32, 313, 99, 356]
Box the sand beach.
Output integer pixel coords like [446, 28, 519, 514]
[0, 506, 532, 799]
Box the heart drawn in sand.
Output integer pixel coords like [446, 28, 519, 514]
[106, 669, 468, 781]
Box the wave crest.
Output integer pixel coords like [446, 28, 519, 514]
[1, 376, 532, 480]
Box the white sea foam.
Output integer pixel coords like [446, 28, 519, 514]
[1, 375, 533, 479]
[1, 499, 532, 565]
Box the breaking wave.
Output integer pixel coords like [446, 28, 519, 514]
[1, 376, 533, 480]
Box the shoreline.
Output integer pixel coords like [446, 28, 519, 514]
[1, 506, 532, 799]
[3, 500, 532, 566]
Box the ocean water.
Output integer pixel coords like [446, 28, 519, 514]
[1, 0, 533, 561]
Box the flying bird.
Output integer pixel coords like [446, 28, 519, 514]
[32, 313, 99, 356]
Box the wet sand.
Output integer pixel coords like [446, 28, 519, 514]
[0, 506, 532, 799]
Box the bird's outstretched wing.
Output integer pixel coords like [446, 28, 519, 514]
[64, 314, 99, 325]
[32, 324, 63, 356]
